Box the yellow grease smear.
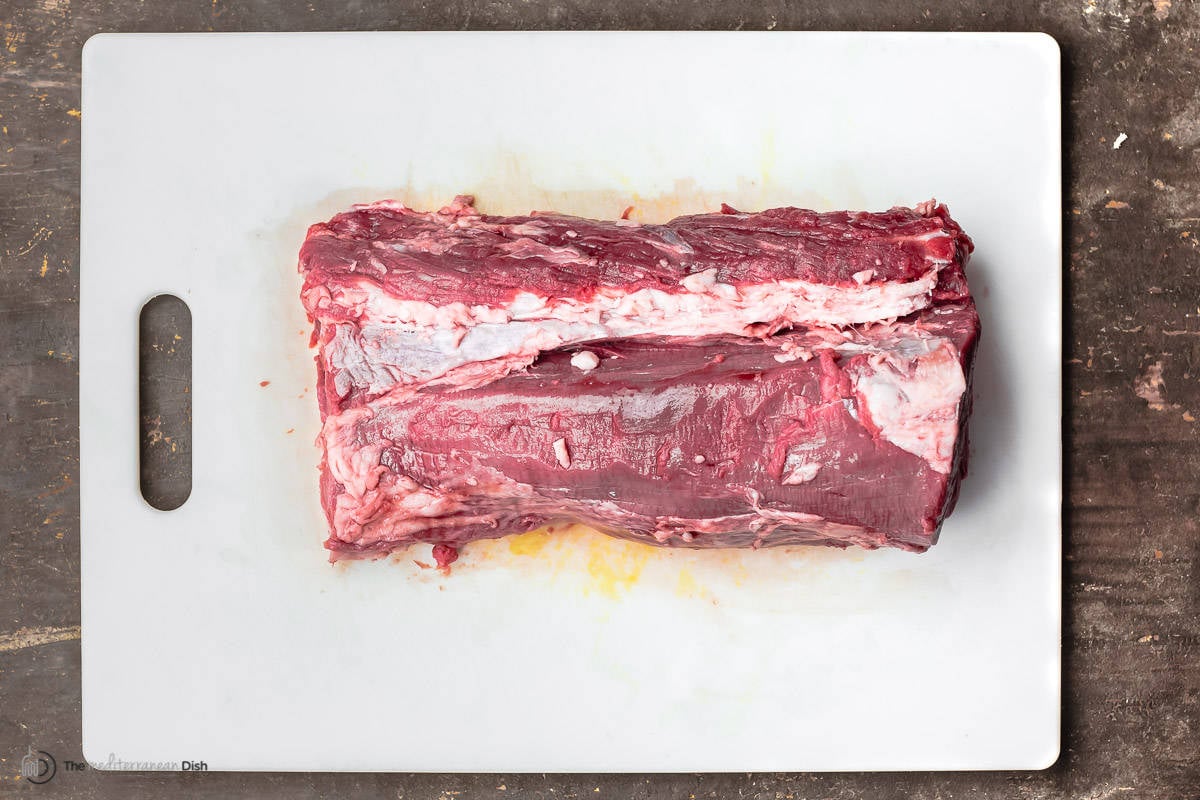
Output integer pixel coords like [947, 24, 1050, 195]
[674, 567, 700, 599]
[507, 529, 552, 556]
[475, 524, 658, 598]
[466, 518, 871, 604]
[584, 535, 651, 599]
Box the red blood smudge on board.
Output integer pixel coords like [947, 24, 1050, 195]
[432, 543, 459, 570]
[259, 380, 270, 387]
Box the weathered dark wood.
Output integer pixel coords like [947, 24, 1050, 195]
[138, 294, 192, 511]
[1, 1, 1197, 797]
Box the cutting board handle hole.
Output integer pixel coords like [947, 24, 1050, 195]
[139, 294, 192, 511]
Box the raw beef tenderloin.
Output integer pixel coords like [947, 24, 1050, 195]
[299, 197, 979, 563]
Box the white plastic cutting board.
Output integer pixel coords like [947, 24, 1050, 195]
[81, 32, 1061, 772]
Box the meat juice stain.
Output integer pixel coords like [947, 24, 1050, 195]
[469, 522, 870, 606]
[282, 146, 837, 238]
[356, 523, 874, 613]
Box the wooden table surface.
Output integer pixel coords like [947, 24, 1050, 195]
[1, 2, 1197, 798]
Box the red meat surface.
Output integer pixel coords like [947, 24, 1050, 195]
[299, 197, 979, 561]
